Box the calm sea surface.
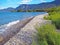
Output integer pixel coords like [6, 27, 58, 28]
[0, 12, 46, 26]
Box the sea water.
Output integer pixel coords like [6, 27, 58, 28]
[0, 12, 47, 33]
[0, 12, 46, 25]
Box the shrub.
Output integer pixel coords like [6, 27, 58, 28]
[35, 24, 60, 45]
[44, 6, 60, 29]
[32, 39, 37, 45]
[47, 12, 60, 29]
[44, 16, 51, 20]
[51, 15, 60, 29]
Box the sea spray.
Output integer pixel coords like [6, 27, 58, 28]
[0, 24, 7, 33]
[0, 20, 20, 33]
[6, 20, 19, 27]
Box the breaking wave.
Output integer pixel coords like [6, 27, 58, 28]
[0, 20, 20, 33]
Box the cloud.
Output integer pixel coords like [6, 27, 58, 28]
[20, 0, 32, 4]
[0, 6, 7, 9]
[40, 0, 46, 2]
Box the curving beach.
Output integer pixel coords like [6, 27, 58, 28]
[4, 13, 49, 45]
[0, 16, 34, 45]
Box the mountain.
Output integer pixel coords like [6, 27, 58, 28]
[0, 0, 60, 12]
[16, 0, 60, 11]
[16, 3, 55, 10]
[55, 0, 60, 5]
[0, 7, 15, 12]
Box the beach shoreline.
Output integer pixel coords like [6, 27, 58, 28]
[0, 16, 34, 45]
[4, 13, 48, 45]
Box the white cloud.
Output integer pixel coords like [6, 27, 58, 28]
[20, 0, 32, 4]
[0, 6, 7, 9]
[40, 0, 46, 2]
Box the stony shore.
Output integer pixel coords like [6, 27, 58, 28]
[0, 17, 34, 45]
[4, 13, 49, 45]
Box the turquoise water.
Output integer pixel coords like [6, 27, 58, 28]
[0, 12, 46, 25]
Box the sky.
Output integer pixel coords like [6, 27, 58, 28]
[0, 0, 54, 9]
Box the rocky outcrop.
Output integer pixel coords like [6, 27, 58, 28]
[0, 17, 34, 45]
[4, 13, 50, 45]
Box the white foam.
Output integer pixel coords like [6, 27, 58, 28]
[0, 24, 7, 33]
[6, 20, 20, 27]
[0, 20, 20, 33]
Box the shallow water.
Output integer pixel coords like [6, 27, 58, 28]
[0, 12, 47, 33]
[0, 12, 46, 25]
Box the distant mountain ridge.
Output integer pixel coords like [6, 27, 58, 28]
[55, 0, 60, 5]
[16, 3, 55, 10]
[0, 7, 15, 12]
[0, 0, 60, 12]
[16, 0, 60, 10]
